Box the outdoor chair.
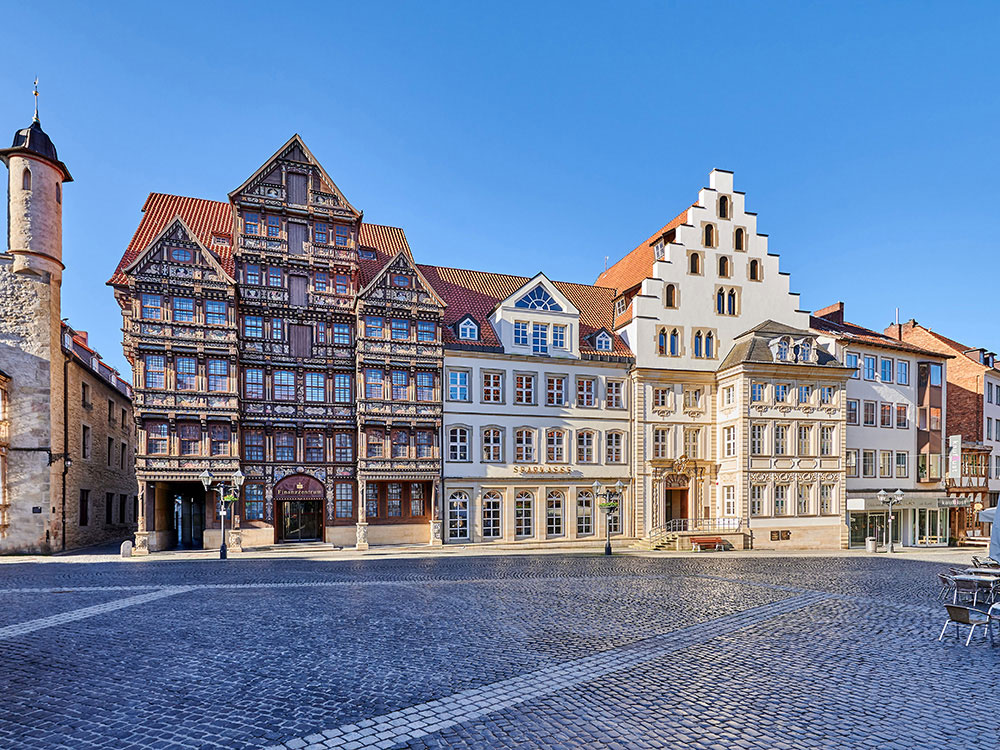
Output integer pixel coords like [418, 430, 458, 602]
[972, 556, 985, 567]
[937, 573, 956, 602]
[950, 567, 969, 576]
[940, 605, 993, 646]
[953, 578, 988, 606]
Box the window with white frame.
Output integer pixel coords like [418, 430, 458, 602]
[774, 425, 788, 455]
[448, 370, 469, 401]
[577, 491, 594, 534]
[683, 428, 700, 459]
[750, 485, 764, 516]
[845, 352, 859, 378]
[552, 324, 567, 349]
[723, 486, 736, 517]
[820, 425, 834, 456]
[515, 492, 533, 537]
[818, 484, 833, 514]
[515, 373, 535, 404]
[546, 429, 565, 462]
[577, 377, 596, 407]
[577, 430, 595, 463]
[862, 449, 875, 478]
[896, 451, 909, 478]
[863, 355, 877, 380]
[897, 360, 909, 385]
[820, 386, 835, 405]
[797, 484, 811, 515]
[774, 485, 788, 515]
[798, 385, 812, 404]
[750, 424, 765, 455]
[606, 432, 624, 463]
[546, 491, 564, 536]
[482, 491, 502, 539]
[722, 386, 734, 406]
[797, 424, 812, 456]
[723, 426, 736, 457]
[448, 492, 469, 539]
[532, 323, 549, 354]
[546, 375, 565, 406]
[880, 450, 893, 478]
[751, 382, 765, 402]
[847, 449, 858, 477]
[513, 321, 529, 346]
[515, 429, 535, 462]
[449, 427, 469, 461]
[607, 380, 624, 409]
[847, 399, 859, 425]
[482, 428, 502, 462]
[881, 358, 894, 383]
[653, 387, 670, 408]
[653, 428, 669, 459]
[595, 332, 612, 351]
[482, 371, 502, 403]
[458, 318, 479, 340]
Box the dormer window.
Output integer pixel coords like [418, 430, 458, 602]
[515, 285, 562, 311]
[359, 249, 376, 260]
[800, 341, 813, 362]
[776, 339, 789, 361]
[458, 318, 479, 341]
[595, 332, 612, 352]
[615, 298, 626, 317]
[654, 240, 665, 261]
[212, 234, 231, 247]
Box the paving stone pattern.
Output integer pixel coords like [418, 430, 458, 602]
[0, 555, 996, 749]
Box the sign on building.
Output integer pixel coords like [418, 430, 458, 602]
[948, 435, 962, 480]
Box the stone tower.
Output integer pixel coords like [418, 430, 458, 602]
[0, 108, 72, 552]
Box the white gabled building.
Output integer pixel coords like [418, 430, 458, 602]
[418, 265, 634, 544]
[597, 169, 849, 550]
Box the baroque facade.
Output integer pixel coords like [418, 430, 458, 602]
[0, 114, 137, 553]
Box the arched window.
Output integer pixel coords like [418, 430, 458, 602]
[55, 182, 61, 204]
[719, 256, 730, 277]
[669, 329, 679, 356]
[658, 329, 667, 356]
[546, 491, 564, 536]
[705, 332, 714, 358]
[482, 490, 502, 539]
[448, 491, 469, 540]
[800, 340, 813, 362]
[22, 168, 31, 191]
[719, 196, 729, 219]
[689, 253, 701, 274]
[704, 224, 715, 247]
[515, 491, 534, 537]
[749, 258, 760, 280]
[735, 227, 745, 251]
[716, 289, 725, 314]
[694, 332, 703, 358]
[515, 285, 562, 311]
[665, 283, 676, 308]
[727, 289, 737, 315]
[776, 339, 789, 361]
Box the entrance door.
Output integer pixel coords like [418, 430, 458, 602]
[281, 500, 322, 541]
[664, 489, 689, 525]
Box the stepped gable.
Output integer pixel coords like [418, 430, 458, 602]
[108, 193, 234, 284]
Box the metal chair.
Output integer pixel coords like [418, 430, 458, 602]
[953, 578, 987, 606]
[937, 573, 956, 602]
[940, 605, 992, 646]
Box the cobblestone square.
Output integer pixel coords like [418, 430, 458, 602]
[1, 553, 997, 749]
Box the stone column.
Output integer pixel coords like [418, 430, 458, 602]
[133, 482, 150, 555]
[356, 478, 369, 551]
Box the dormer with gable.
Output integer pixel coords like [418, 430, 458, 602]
[490, 273, 581, 359]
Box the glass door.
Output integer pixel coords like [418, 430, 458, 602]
[281, 500, 322, 541]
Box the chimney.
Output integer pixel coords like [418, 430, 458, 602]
[75, 330, 88, 345]
[813, 301, 844, 325]
[884, 319, 916, 341]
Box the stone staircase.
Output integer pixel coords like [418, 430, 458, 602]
[631, 520, 749, 552]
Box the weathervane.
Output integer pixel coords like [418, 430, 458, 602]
[33, 77, 39, 122]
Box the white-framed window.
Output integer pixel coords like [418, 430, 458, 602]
[723, 486, 736, 517]
[607, 380, 624, 409]
[482, 491, 502, 539]
[576, 430, 595, 463]
[458, 318, 479, 340]
[723, 426, 736, 457]
[482, 428, 502, 463]
[820, 425, 834, 456]
[862, 449, 876, 478]
[515, 373, 535, 405]
[798, 385, 812, 404]
[514, 321, 529, 346]
[532, 323, 549, 354]
[863, 355, 877, 380]
[576, 490, 594, 535]
[552, 324, 567, 349]
[847, 399, 859, 425]
[881, 358, 894, 383]
[546, 429, 565, 462]
[653, 428, 669, 459]
[847, 449, 859, 478]
[577, 377, 596, 407]
[546, 375, 565, 406]
[606, 432, 624, 463]
[751, 382, 765, 402]
[820, 484, 834, 515]
[449, 427, 469, 462]
[595, 332, 612, 351]
[750, 485, 764, 516]
[653, 387, 670, 408]
[897, 360, 910, 386]
[774, 425, 788, 455]
[722, 386, 734, 406]
[774, 485, 788, 515]
[448, 491, 469, 540]
[880, 450, 893, 478]
[683, 428, 700, 459]
[546, 491, 564, 536]
[515, 428, 535, 462]
[750, 423, 765, 455]
[797, 484, 811, 515]
[482, 371, 503, 403]
[515, 492, 533, 537]
[845, 352, 859, 378]
[448, 370, 469, 401]
[797, 425, 812, 456]
[896, 451, 909, 478]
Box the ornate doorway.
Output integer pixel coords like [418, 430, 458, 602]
[274, 474, 325, 542]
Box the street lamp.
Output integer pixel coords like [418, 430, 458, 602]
[877, 489, 904, 554]
[200, 468, 245, 560]
[592, 479, 625, 556]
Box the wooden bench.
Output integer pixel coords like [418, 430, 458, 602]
[690, 536, 725, 552]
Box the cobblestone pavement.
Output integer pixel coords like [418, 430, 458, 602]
[1, 554, 997, 749]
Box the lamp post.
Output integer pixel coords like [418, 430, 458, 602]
[200, 468, 245, 560]
[592, 479, 625, 556]
[877, 489, 904, 553]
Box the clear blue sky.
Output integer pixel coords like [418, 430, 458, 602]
[1, 1, 997, 374]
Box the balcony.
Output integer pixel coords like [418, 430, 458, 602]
[357, 401, 442, 420]
[240, 341, 291, 357]
[356, 339, 443, 361]
[131, 320, 237, 345]
[240, 401, 354, 421]
[358, 458, 441, 474]
[238, 286, 289, 305]
[136, 392, 239, 413]
[309, 242, 356, 263]
[240, 234, 288, 254]
[308, 292, 353, 310]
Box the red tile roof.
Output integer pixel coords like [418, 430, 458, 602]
[108, 193, 235, 285]
[594, 205, 693, 295]
[416, 264, 631, 357]
[358, 225, 413, 286]
[810, 311, 946, 357]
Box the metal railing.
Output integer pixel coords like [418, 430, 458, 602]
[648, 518, 743, 541]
